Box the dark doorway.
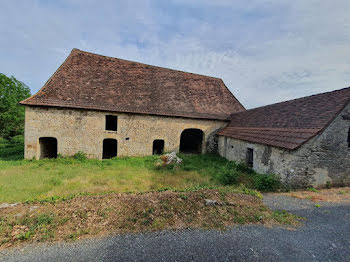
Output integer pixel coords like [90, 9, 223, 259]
[153, 140, 164, 155]
[39, 137, 57, 159]
[180, 129, 204, 154]
[103, 139, 118, 159]
[246, 148, 254, 168]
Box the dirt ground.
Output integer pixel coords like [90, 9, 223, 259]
[1, 189, 349, 262]
[281, 187, 350, 203]
[0, 189, 298, 249]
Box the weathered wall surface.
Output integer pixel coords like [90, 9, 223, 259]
[218, 103, 350, 188]
[24, 106, 227, 159]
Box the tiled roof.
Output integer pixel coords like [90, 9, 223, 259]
[20, 49, 245, 120]
[218, 87, 350, 149]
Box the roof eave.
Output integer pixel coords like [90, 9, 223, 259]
[21, 103, 231, 121]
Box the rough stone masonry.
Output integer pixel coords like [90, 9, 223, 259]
[218, 102, 350, 188]
[24, 106, 227, 159]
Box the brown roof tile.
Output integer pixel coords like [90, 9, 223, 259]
[218, 87, 350, 149]
[20, 49, 245, 120]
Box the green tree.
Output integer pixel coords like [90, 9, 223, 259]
[0, 73, 31, 138]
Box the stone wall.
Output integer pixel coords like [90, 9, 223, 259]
[218, 102, 350, 188]
[24, 106, 227, 159]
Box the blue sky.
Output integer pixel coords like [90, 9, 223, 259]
[1, 0, 350, 108]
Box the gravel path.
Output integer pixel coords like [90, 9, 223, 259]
[1, 194, 349, 262]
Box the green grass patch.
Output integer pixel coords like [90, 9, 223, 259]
[307, 187, 318, 192]
[271, 210, 301, 225]
[0, 139, 281, 203]
[179, 154, 281, 192]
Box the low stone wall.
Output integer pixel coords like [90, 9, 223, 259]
[24, 106, 227, 159]
[218, 103, 350, 188]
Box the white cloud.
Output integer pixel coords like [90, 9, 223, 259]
[1, 0, 350, 108]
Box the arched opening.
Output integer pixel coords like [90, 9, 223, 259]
[180, 129, 204, 154]
[153, 139, 164, 155]
[102, 139, 118, 159]
[39, 137, 57, 159]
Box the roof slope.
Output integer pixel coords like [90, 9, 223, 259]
[218, 87, 350, 149]
[20, 49, 244, 120]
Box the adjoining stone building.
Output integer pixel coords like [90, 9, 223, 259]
[217, 87, 350, 187]
[20, 48, 244, 159]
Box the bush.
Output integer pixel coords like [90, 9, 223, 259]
[72, 151, 88, 161]
[217, 163, 240, 185]
[215, 160, 281, 192]
[0, 136, 6, 145]
[10, 135, 24, 144]
[236, 162, 254, 174]
[253, 173, 281, 192]
[0, 136, 24, 160]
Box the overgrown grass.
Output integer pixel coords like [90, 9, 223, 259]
[180, 154, 281, 192]
[0, 189, 300, 247]
[0, 138, 281, 203]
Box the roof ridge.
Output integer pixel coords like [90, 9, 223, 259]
[72, 48, 223, 81]
[19, 48, 248, 120]
[229, 86, 350, 117]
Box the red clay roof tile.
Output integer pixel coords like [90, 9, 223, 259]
[218, 87, 350, 149]
[20, 49, 245, 120]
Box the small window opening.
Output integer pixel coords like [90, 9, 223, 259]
[246, 148, 254, 168]
[103, 139, 118, 159]
[105, 115, 118, 131]
[348, 127, 350, 147]
[39, 137, 57, 159]
[153, 140, 164, 155]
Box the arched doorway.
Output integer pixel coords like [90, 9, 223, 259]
[102, 139, 118, 159]
[179, 129, 204, 154]
[39, 137, 57, 159]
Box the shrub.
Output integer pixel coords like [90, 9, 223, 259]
[0, 136, 6, 145]
[236, 162, 254, 174]
[10, 135, 24, 144]
[0, 136, 24, 160]
[72, 151, 88, 161]
[253, 173, 281, 192]
[217, 163, 239, 185]
[307, 187, 318, 192]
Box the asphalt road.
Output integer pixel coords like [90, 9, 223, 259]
[1, 194, 349, 262]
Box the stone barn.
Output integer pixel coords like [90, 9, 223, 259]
[217, 87, 350, 187]
[20, 48, 244, 159]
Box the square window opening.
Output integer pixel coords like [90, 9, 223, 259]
[105, 115, 118, 131]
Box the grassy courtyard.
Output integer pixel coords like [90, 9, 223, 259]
[0, 138, 297, 247]
[0, 155, 217, 203]
[0, 138, 280, 203]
